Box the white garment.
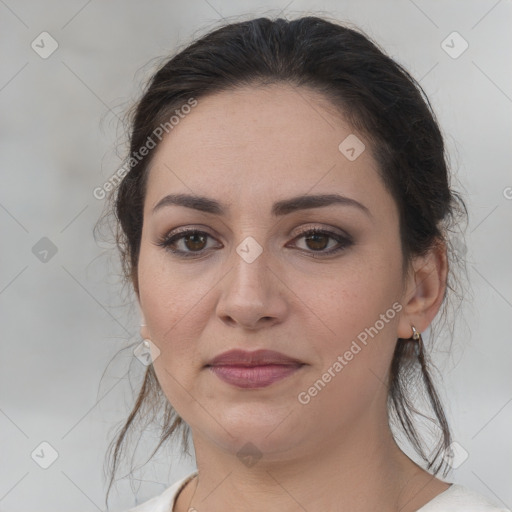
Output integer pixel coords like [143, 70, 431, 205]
[125, 471, 511, 512]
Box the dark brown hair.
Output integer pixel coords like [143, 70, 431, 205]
[98, 14, 468, 507]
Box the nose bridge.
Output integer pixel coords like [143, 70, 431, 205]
[229, 234, 270, 299]
[216, 232, 285, 328]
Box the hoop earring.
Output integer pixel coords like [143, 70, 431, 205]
[411, 325, 421, 341]
[410, 325, 425, 358]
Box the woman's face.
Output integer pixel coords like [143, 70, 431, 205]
[137, 84, 415, 458]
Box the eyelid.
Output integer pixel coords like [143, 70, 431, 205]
[162, 223, 351, 240]
[291, 223, 352, 240]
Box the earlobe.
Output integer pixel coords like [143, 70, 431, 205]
[397, 241, 448, 339]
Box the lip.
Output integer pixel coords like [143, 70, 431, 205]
[205, 349, 305, 389]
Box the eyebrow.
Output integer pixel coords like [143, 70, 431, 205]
[152, 193, 372, 219]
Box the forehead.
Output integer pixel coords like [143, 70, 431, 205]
[144, 84, 394, 221]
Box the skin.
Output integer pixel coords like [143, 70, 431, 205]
[137, 83, 450, 512]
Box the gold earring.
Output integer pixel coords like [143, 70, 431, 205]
[411, 325, 421, 341]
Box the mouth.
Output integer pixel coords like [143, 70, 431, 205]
[204, 349, 305, 389]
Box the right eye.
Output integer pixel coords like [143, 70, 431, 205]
[156, 229, 220, 258]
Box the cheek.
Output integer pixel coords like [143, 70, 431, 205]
[137, 247, 207, 366]
[296, 280, 400, 430]
[304, 253, 402, 389]
[304, 255, 400, 340]
[137, 251, 211, 415]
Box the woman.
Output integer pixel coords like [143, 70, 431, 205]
[102, 15, 509, 512]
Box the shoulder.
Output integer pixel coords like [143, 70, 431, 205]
[123, 471, 198, 512]
[418, 483, 511, 512]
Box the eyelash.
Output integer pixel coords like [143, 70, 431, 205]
[155, 227, 353, 259]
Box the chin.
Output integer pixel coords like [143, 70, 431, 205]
[204, 406, 303, 452]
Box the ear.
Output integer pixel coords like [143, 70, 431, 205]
[397, 239, 448, 339]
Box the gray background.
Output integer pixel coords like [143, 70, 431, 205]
[1, 0, 511, 510]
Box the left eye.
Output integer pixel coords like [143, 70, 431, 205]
[156, 228, 352, 258]
[292, 228, 350, 254]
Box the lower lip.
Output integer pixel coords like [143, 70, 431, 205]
[207, 364, 303, 388]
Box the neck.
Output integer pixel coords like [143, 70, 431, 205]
[177, 413, 446, 512]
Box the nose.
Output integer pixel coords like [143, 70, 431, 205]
[215, 243, 288, 330]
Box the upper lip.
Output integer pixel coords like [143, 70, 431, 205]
[206, 349, 303, 367]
